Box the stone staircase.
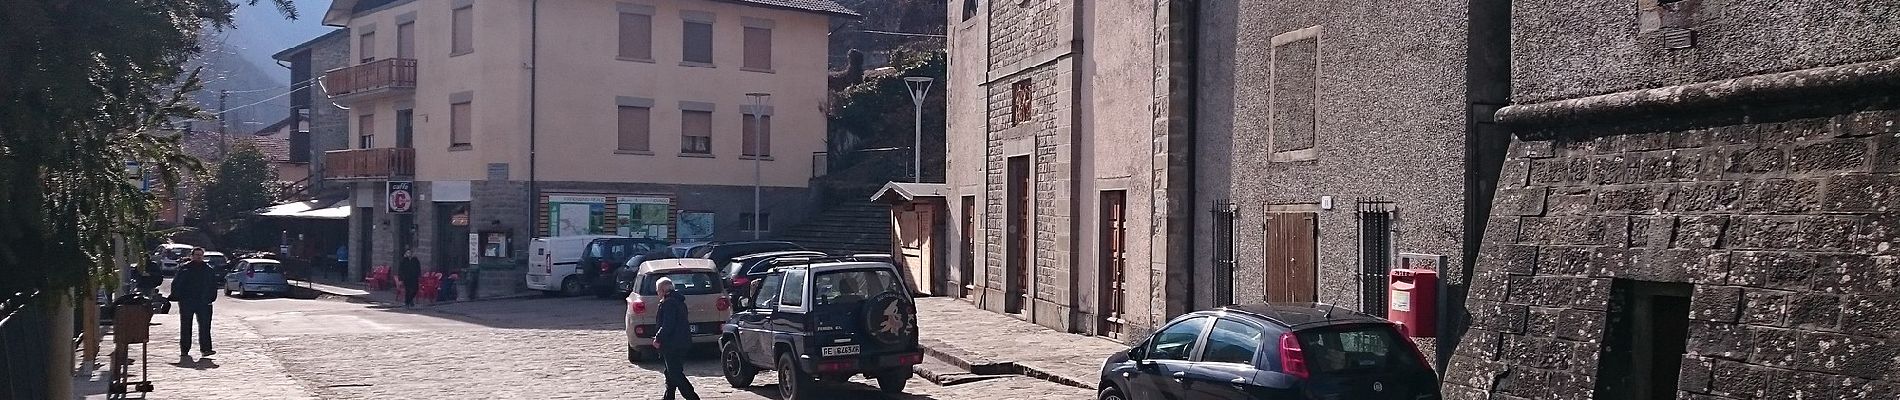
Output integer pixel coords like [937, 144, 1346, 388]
[774, 199, 891, 255]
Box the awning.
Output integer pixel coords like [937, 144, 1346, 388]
[870, 182, 948, 204]
[256, 199, 350, 220]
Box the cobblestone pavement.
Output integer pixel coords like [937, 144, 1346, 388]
[914, 297, 1129, 389]
[88, 291, 1093, 399]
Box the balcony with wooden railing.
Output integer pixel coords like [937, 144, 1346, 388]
[322, 148, 414, 181]
[321, 58, 416, 103]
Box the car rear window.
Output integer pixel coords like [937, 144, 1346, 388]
[638, 272, 721, 296]
[248, 263, 281, 273]
[811, 268, 904, 306]
[205, 256, 228, 266]
[163, 248, 190, 258]
[1293, 324, 1423, 375]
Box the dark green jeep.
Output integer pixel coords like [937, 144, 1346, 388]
[718, 256, 922, 400]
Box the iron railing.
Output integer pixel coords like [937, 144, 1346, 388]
[1211, 201, 1237, 306]
[1358, 199, 1396, 318]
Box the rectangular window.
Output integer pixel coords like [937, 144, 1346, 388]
[778, 269, 806, 307]
[617, 106, 651, 152]
[680, 110, 713, 154]
[1011, 79, 1032, 125]
[742, 27, 772, 70]
[359, 32, 376, 63]
[682, 21, 713, 64]
[741, 114, 771, 157]
[618, 12, 652, 60]
[450, 101, 472, 147]
[1595, 280, 1693, 400]
[740, 213, 770, 231]
[396, 22, 415, 58]
[357, 114, 374, 148]
[1269, 26, 1320, 161]
[451, 6, 474, 55]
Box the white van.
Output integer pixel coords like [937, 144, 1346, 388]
[526, 235, 628, 296]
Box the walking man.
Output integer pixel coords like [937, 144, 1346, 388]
[399, 249, 422, 308]
[654, 277, 699, 400]
[169, 247, 217, 361]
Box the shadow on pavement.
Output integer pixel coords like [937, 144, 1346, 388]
[169, 357, 222, 370]
[342, 295, 636, 331]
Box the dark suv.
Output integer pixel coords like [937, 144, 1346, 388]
[1098, 303, 1439, 400]
[577, 238, 669, 298]
[721, 250, 828, 302]
[718, 256, 923, 400]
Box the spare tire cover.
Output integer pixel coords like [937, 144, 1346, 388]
[864, 292, 917, 347]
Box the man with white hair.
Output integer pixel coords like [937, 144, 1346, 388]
[653, 277, 699, 400]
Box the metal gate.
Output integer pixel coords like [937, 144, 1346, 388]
[1211, 201, 1238, 306]
[1357, 200, 1395, 317]
[1100, 191, 1128, 339]
[1005, 156, 1030, 314]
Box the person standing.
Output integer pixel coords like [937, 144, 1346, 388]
[335, 245, 349, 280]
[653, 277, 699, 400]
[399, 249, 422, 308]
[169, 247, 217, 360]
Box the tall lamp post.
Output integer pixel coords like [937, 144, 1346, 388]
[903, 77, 934, 183]
[746, 92, 771, 239]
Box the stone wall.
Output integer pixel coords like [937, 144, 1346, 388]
[1443, 109, 1900, 399]
[304, 30, 352, 195]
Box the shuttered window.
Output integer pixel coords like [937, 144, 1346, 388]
[682, 21, 713, 64]
[396, 22, 415, 58]
[359, 32, 376, 63]
[357, 114, 374, 148]
[741, 114, 770, 157]
[618, 13, 652, 60]
[451, 6, 473, 55]
[618, 106, 650, 152]
[450, 102, 472, 146]
[681, 110, 712, 154]
[743, 27, 771, 70]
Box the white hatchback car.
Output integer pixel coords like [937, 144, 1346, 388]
[624, 258, 729, 363]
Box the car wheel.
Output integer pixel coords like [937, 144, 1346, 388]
[721, 340, 757, 387]
[560, 276, 584, 297]
[627, 345, 643, 364]
[876, 370, 909, 394]
[776, 352, 811, 400]
[1098, 385, 1126, 400]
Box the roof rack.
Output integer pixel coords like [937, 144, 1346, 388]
[763, 254, 896, 268]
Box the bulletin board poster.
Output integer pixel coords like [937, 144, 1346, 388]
[616, 196, 671, 240]
[678, 211, 715, 242]
[547, 195, 607, 237]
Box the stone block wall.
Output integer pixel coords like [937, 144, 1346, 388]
[1444, 109, 1900, 399]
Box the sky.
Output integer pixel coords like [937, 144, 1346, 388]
[223, 0, 341, 84]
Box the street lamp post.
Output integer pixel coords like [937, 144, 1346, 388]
[746, 92, 771, 240]
[903, 77, 934, 183]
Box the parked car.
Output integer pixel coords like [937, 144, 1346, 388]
[525, 235, 628, 296]
[202, 251, 230, 281]
[150, 243, 195, 275]
[689, 241, 807, 267]
[721, 250, 827, 302]
[575, 237, 669, 299]
[616, 242, 707, 294]
[624, 258, 730, 362]
[1096, 303, 1439, 400]
[224, 259, 291, 297]
[719, 256, 923, 400]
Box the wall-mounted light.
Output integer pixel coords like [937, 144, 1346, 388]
[1320, 195, 1335, 210]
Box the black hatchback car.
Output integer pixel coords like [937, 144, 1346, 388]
[719, 256, 923, 400]
[1098, 303, 1438, 400]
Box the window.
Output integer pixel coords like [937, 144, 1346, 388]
[450, 101, 472, 147]
[1293, 324, 1426, 375]
[1010, 79, 1033, 125]
[357, 114, 374, 148]
[451, 5, 473, 55]
[637, 271, 720, 295]
[743, 27, 772, 70]
[740, 212, 770, 231]
[1149, 316, 1208, 361]
[754, 273, 783, 308]
[1268, 26, 1319, 161]
[778, 269, 806, 307]
[396, 22, 415, 58]
[1595, 280, 1693, 400]
[617, 106, 651, 152]
[359, 32, 376, 63]
[682, 21, 713, 64]
[681, 110, 712, 154]
[811, 269, 904, 306]
[741, 114, 771, 157]
[1202, 319, 1265, 364]
[962, 0, 978, 21]
[618, 12, 652, 60]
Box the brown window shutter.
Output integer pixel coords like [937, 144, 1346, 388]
[618, 106, 650, 151]
[743, 27, 771, 69]
[619, 13, 652, 60]
[450, 102, 472, 146]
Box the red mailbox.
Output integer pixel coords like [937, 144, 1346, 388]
[1388, 269, 1437, 337]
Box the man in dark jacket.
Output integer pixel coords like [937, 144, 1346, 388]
[399, 249, 422, 308]
[653, 277, 699, 400]
[169, 247, 218, 359]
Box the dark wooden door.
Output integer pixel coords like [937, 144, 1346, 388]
[1264, 212, 1318, 302]
[1099, 191, 1127, 339]
[960, 196, 976, 299]
[1006, 156, 1030, 313]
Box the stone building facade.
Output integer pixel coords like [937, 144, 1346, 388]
[274, 29, 352, 196]
[1443, 1, 1900, 398]
[943, 0, 1195, 339]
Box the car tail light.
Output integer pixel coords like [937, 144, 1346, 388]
[1278, 332, 1310, 379]
[716, 297, 730, 311]
[732, 276, 750, 287]
[634, 325, 648, 337]
[600, 261, 611, 273]
[818, 360, 855, 373]
[630, 298, 647, 315]
[898, 353, 924, 365]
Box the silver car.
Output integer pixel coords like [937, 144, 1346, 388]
[624, 258, 729, 363]
[224, 259, 290, 297]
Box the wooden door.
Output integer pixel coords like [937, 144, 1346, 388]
[1006, 156, 1030, 313]
[1264, 212, 1318, 302]
[960, 196, 976, 298]
[1099, 191, 1128, 339]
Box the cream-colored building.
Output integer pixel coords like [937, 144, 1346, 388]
[315, 0, 855, 292]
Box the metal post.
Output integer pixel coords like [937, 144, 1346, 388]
[218, 89, 229, 158]
[903, 77, 934, 182]
[746, 93, 770, 240]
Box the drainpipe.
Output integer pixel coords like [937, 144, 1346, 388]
[528, 0, 540, 247]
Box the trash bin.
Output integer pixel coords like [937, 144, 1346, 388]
[113, 305, 153, 344]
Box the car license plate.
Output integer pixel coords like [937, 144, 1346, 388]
[689, 325, 700, 334]
[821, 345, 860, 357]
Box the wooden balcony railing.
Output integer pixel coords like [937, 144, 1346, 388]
[322, 148, 414, 180]
[321, 58, 417, 97]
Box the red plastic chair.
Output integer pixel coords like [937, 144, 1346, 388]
[418, 273, 441, 304]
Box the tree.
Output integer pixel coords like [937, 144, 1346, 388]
[198, 143, 278, 225]
[0, 0, 296, 297]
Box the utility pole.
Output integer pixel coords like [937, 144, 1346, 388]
[746, 93, 771, 240]
[903, 77, 934, 182]
[217, 89, 229, 158]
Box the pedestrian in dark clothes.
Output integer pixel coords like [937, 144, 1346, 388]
[654, 277, 699, 400]
[169, 247, 218, 361]
[399, 249, 422, 308]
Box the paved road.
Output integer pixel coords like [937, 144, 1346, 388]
[88, 288, 1092, 399]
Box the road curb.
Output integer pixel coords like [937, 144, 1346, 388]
[917, 338, 1096, 390]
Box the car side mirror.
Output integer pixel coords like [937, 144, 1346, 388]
[1127, 340, 1150, 362]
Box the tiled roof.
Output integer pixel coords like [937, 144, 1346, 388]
[716, 0, 860, 17]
